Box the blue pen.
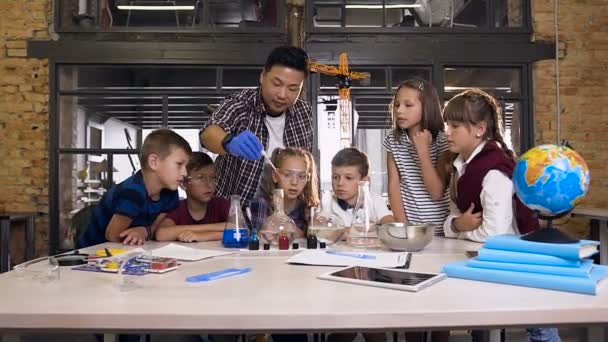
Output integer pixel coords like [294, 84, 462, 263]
[325, 250, 377, 260]
[186, 267, 252, 283]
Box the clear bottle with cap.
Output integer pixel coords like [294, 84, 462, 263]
[222, 195, 250, 248]
[259, 189, 297, 246]
[348, 180, 382, 248]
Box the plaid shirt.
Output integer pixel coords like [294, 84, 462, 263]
[204, 88, 313, 206]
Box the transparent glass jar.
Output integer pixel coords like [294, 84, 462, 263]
[259, 189, 297, 246]
[348, 181, 383, 248]
[310, 190, 346, 245]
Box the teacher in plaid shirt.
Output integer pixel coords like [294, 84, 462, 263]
[200, 46, 313, 206]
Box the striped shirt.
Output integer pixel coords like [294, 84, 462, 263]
[204, 88, 313, 206]
[383, 130, 450, 235]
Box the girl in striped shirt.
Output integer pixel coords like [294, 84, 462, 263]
[383, 79, 451, 234]
[383, 78, 451, 342]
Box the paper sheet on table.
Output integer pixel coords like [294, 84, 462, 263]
[286, 249, 410, 268]
[150, 243, 235, 261]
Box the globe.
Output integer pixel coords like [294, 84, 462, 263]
[513, 144, 591, 217]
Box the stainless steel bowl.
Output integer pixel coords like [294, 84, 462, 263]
[377, 222, 434, 251]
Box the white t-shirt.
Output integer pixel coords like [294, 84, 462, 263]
[264, 113, 286, 155]
[319, 191, 392, 227]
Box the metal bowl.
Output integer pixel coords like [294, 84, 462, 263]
[377, 222, 434, 251]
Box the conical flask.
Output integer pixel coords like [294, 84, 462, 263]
[259, 189, 297, 246]
[222, 195, 250, 248]
[310, 190, 345, 245]
[348, 181, 382, 248]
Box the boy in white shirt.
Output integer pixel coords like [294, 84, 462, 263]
[321, 147, 395, 228]
[324, 149, 395, 342]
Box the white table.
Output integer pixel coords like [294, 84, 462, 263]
[572, 207, 608, 264]
[0, 238, 607, 341]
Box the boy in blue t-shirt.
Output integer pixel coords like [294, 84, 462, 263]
[77, 129, 192, 248]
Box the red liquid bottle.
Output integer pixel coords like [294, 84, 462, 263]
[278, 226, 289, 250]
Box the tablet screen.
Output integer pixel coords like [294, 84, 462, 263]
[330, 266, 437, 286]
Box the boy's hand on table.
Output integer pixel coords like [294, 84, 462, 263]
[178, 230, 198, 243]
[120, 227, 147, 245]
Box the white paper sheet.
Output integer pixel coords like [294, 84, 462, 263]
[286, 249, 410, 268]
[150, 243, 235, 261]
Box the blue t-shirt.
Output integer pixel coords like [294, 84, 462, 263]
[77, 171, 179, 248]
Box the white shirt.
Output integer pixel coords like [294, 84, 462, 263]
[320, 191, 393, 227]
[443, 142, 518, 242]
[264, 113, 286, 156]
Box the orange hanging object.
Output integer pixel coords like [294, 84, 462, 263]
[308, 53, 370, 147]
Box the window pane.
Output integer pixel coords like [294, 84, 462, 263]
[167, 96, 220, 130]
[57, 0, 280, 30]
[345, 0, 383, 28]
[59, 65, 217, 91]
[495, 0, 524, 28]
[207, 0, 279, 28]
[222, 68, 262, 88]
[58, 153, 108, 250]
[58, 95, 147, 149]
[503, 100, 521, 154]
[57, 152, 141, 249]
[355, 129, 389, 196]
[354, 95, 392, 129]
[400, 0, 487, 28]
[443, 67, 521, 96]
[313, 3, 343, 28]
[385, 0, 423, 27]
[391, 68, 431, 88]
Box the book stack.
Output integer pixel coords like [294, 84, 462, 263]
[443, 234, 608, 295]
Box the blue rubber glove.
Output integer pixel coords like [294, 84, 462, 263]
[225, 130, 263, 160]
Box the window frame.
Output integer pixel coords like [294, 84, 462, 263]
[307, 0, 532, 34]
[54, 0, 286, 34]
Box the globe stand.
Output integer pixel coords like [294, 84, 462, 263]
[521, 210, 579, 244]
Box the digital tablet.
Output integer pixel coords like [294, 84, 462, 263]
[318, 265, 445, 292]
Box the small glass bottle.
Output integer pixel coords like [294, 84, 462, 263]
[348, 181, 382, 248]
[248, 228, 260, 250]
[222, 195, 250, 248]
[278, 226, 289, 250]
[259, 189, 297, 246]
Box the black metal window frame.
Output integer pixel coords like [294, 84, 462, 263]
[308, 62, 533, 151]
[307, 0, 532, 34]
[54, 0, 286, 34]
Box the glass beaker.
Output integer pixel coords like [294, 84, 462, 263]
[222, 195, 250, 248]
[259, 189, 297, 246]
[348, 181, 383, 248]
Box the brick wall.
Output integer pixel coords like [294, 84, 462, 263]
[0, 0, 51, 260]
[533, 0, 608, 237]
